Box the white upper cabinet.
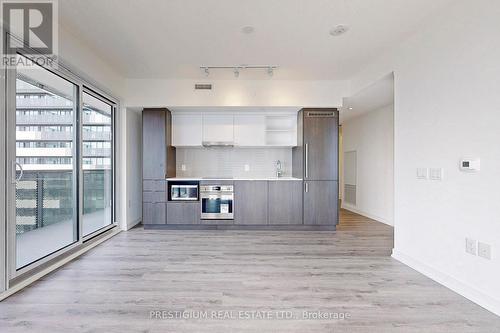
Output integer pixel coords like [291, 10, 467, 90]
[234, 114, 266, 146]
[172, 113, 202, 146]
[202, 114, 234, 143]
[265, 115, 297, 146]
[171, 111, 298, 147]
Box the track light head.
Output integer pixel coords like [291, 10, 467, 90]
[234, 68, 240, 78]
[267, 67, 274, 77]
[204, 67, 209, 77]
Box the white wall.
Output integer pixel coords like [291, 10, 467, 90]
[58, 25, 125, 98]
[341, 105, 394, 225]
[125, 79, 349, 108]
[125, 110, 143, 229]
[351, 0, 500, 315]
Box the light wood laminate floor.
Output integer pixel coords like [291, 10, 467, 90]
[1, 210, 499, 332]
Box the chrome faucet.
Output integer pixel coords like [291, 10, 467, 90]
[275, 160, 284, 178]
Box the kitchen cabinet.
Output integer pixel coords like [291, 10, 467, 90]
[234, 181, 268, 225]
[143, 202, 166, 225]
[166, 202, 200, 224]
[265, 115, 298, 147]
[202, 114, 234, 143]
[268, 181, 303, 225]
[303, 181, 338, 225]
[172, 113, 203, 146]
[171, 111, 299, 147]
[143, 109, 175, 179]
[142, 109, 175, 225]
[234, 114, 266, 146]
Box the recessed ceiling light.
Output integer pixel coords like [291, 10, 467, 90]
[241, 26, 255, 34]
[330, 24, 349, 36]
[349, 107, 353, 110]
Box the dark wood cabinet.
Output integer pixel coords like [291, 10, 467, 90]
[268, 181, 303, 225]
[142, 108, 175, 225]
[303, 181, 338, 225]
[234, 181, 268, 225]
[142, 202, 166, 225]
[142, 108, 175, 180]
[167, 202, 200, 224]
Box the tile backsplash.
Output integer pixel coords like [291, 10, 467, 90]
[176, 148, 293, 178]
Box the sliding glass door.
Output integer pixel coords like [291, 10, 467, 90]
[82, 91, 114, 236]
[6, 54, 117, 277]
[13, 55, 78, 269]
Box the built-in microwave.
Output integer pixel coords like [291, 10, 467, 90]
[168, 181, 199, 201]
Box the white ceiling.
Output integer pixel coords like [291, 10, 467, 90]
[340, 73, 394, 123]
[60, 0, 453, 80]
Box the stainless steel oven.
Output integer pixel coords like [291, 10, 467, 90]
[200, 185, 234, 219]
[168, 181, 199, 201]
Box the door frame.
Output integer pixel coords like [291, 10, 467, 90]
[80, 87, 118, 241]
[0, 25, 5, 293]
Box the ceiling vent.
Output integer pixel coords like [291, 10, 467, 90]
[195, 83, 213, 90]
[306, 111, 336, 118]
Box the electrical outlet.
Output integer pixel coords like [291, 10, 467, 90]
[417, 168, 428, 179]
[244, 164, 250, 172]
[465, 238, 477, 255]
[478, 242, 491, 260]
[181, 164, 186, 171]
[429, 168, 443, 181]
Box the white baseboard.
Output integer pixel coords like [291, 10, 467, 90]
[392, 249, 500, 316]
[126, 217, 142, 230]
[341, 204, 393, 226]
[0, 229, 121, 302]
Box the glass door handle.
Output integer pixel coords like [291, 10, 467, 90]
[12, 161, 23, 183]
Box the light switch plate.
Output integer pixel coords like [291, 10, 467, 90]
[417, 168, 428, 179]
[478, 242, 491, 260]
[181, 164, 186, 171]
[244, 164, 250, 172]
[466, 238, 477, 255]
[429, 168, 443, 181]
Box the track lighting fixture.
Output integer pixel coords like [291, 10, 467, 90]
[200, 65, 278, 78]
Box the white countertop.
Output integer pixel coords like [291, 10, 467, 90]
[166, 177, 303, 181]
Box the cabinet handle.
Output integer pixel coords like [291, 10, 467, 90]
[305, 143, 309, 179]
[304, 182, 309, 193]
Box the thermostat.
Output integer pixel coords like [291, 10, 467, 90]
[460, 158, 480, 172]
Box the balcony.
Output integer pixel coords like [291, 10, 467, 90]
[16, 114, 73, 125]
[16, 207, 111, 268]
[82, 147, 112, 157]
[83, 131, 112, 141]
[16, 147, 72, 157]
[82, 114, 111, 125]
[16, 131, 73, 141]
[16, 97, 73, 109]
